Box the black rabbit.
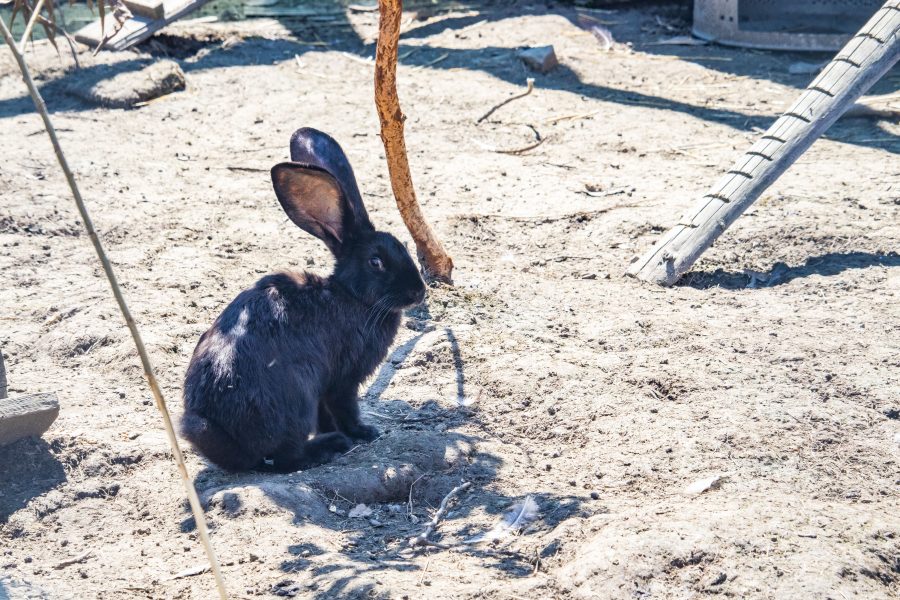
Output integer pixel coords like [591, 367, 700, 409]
[181, 128, 426, 472]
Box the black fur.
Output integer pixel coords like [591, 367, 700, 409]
[181, 128, 426, 472]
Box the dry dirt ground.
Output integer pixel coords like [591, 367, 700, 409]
[2, 1, 899, 598]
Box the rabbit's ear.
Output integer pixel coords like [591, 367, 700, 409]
[287, 128, 373, 235]
[271, 163, 346, 253]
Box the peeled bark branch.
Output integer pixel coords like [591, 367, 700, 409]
[375, 0, 454, 283]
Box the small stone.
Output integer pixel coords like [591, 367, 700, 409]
[590, 491, 600, 500]
[517, 45, 559, 74]
[405, 318, 435, 333]
[348, 503, 373, 519]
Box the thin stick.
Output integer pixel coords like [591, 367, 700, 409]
[376, 0, 454, 283]
[408, 472, 427, 518]
[341, 51, 374, 65]
[53, 549, 93, 570]
[411, 52, 449, 70]
[0, 19, 228, 600]
[543, 109, 602, 126]
[37, 15, 82, 69]
[477, 78, 534, 124]
[224, 166, 268, 172]
[475, 135, 549, 155]
[18, 0, 46, 50]
[409, 481, 471, 548]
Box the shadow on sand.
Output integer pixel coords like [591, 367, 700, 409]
[0, 437, 67, 524]
[681, 251, 900, 290]
[1, 1, 896, 153]
[180, 302, 583, 596]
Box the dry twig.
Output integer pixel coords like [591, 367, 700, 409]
[53, 550, 93, 570]
[407, 472, 427, 518]
[172, 565, 210, 579]
[409, 481, 471, 549]
[476, 135, 550, 155]
[18, 0, 46, 50]
[91, 9, 132, 56]
[543, 109, 602, 126]
[412, 51, 449, 70]
[477, 78, 534, 124]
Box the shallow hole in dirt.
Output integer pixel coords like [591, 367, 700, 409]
[183, 431, 487, 527]
[141, 34, 221, 60]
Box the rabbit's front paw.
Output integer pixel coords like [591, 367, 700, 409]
[347, 423, 380, 442]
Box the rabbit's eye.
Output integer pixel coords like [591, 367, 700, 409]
[369, 256, 384, 271]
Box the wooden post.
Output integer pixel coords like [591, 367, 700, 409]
[375, 0, 454, 283]
[627, 0, 900, 286]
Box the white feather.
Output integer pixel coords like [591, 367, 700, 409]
[464, 496, 539, 545]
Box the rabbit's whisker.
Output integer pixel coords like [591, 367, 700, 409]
[364, 295, 398, 339]
[362, 294, 391, 336]
[361, 296, 385, 332]
[365, 303, 390, 339]
[373, 296, 396, 333]
[363, 295, 389, 327]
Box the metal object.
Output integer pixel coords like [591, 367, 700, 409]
[693, 0, 885, 51]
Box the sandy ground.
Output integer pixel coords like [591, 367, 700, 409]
[1, 1, 899, 598]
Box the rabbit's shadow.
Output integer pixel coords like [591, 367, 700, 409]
[185, 308, 587, 590]
[186, 312, 484, 527]
[310, 489, 587, 599]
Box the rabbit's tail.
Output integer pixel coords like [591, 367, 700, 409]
[181, 411, 260, 472]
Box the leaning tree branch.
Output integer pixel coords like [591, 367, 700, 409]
[0, 19, 228, 600]
[375, 0, 454, 283]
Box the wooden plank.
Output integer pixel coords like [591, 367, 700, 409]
[627, 0, 900, 286]
[123, 0, 165, 20]
[74, 0, 213, 51]
[0, 392, 59, 447]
